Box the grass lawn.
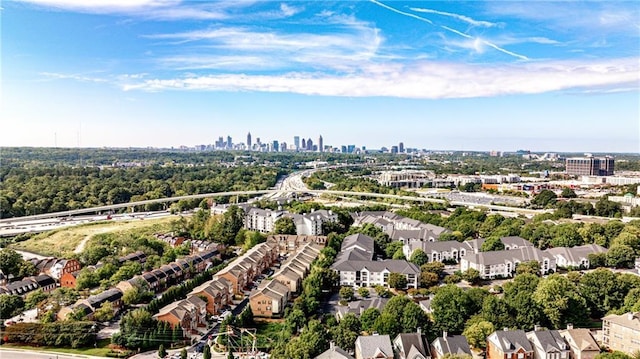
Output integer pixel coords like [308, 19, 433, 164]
[254, 321, 287, 351]
[11, 216, 175, 257]
[1, 339, 115, 357]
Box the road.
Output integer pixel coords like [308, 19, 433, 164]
[0, 348, 105, 359]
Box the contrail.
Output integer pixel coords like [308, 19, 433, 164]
[370, 0, 433, 24]
[410, 7, 496, 28]
[371, 0, 530, 61]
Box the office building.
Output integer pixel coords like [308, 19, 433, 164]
[566, 156, 614, 176]
[318, 135, 323, 152]
[301, 138, 306, 150]
[247, 132, 252, 150]
[399, 142, 404, 153]
[294, 136, 300, 150]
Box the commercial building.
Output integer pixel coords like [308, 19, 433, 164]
[566, 156, 614, 176]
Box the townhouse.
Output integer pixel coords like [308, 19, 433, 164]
[393, 331, 431, 359]
[0, 274, 56, 296]
[29, 257, 82, 280]
[153, 295, 208, 335]
[527, 330, 571, 359]
[558, 328, 600, 359]
[316, 344, 355, 359]
[271, 234, 327, 255]
[355, 334, 394, 359]
[58, 288, 124, 321]
[215, 239, 279, 295]
[249, 280, 290, 318]
[431, 332, 472, 359]
[487, 330, 534, 359]
[189, 277, 232, 315]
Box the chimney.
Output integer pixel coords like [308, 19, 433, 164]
[534, 325, 540, 332]
[443, 331, 448, 338]
[566, 323, 573, 330]
[330, 341, 335, 350]
[628, 313, 634, 321]
[417, 327, 422, 334]
[504, 327, 509, 332]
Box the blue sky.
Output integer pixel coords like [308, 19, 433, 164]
[2, 0, 639, 152]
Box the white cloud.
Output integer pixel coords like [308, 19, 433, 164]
[120, 58, 639, 99]
[280, 3, 302, 17]
[410, 7, 496, 28]
[18, 0, 177, 11]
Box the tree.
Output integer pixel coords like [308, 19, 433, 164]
[531, 190, 557, 208]
[607, 244, 636, 268]
[481, 237, 505, 252]
[388, 273, 408, 290]
[481, 295, 512, 329]
[421, 262, 445, 277]
[202, 344, 211, 359]
[384, 241, 404, 259]
[332, 313, 361, 351]
[76, 269, 100, 290]
[274, 217, 297, 235]
[410, 249, 429, 267]
[360, 307, 380, 332]
[24, 289, 48, 310]
[579, 269, 625, 317]
[503, 274, 544, 331]
[339, 286, 355, 302]
[158, 344, 168, 358]
[533, 274, 589, 329]
[594, 352, 633, 359]
[0, 294, 25, 319]
[392, 248, 406, 260]
[561, 188, 577, 198]
[432, 285, 473, 334]
[181, 348, 188, 359]
[401, 301, 430, 333]
[463, 320, 495, 349]
[595, 197, 622, 218]
[515, 261, 541, 276]
[462, 268, 481, 285]
[0, 249, 23, 277]
[358, 287, 370, 298]
[93, 302, 115, 322]
[420, 271, 439, 288]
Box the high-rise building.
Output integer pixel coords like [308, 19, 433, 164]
[307, 138, 313, 151]
[391, 146, 399, 154]
[247, 132, 252, 150]
[294, 136, 300, 150]
[272, 140, 279, 152]
[301, 138, 306, 150]
[227, 136, 232, 149]
[566, 156, 615, 176]
[281, 142, 287, 152]
[318, 135, 323, 153]
[399, 142, 404, 153]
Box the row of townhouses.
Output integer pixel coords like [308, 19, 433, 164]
[153, 235, 326, 333]
[318, 325, 610, 359]
[57, 247, 220, 321]
[249, 240, 323, 317]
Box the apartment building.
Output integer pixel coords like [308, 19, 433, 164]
[602, 312, 640, 355]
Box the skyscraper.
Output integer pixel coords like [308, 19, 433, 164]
[399, 142, 404, 153]
[294, 136, 300, 150]
[247, 132, 252, 150]
[301, 138, 306, 150]
[227, 136, 232, 149]
[318, 135, 323, 152]
[307, 138, 313, 151]
[272, 140, 279, 152]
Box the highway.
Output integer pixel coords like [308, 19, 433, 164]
[0, 188, 555, 235]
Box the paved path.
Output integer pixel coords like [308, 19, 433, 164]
[0, 348, 107, 359]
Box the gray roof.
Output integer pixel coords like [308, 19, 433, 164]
[527, 330, 569, 353]
[431, 335, 472, 356]
[356, 335, 393, 358]
[488, 330, 533, 353]
[341, 233, 375, 254]
[332, 259, 420, 275]
[407, 239, 480, 255]
[315, 346, 355, 359]
[545, 244, 607, 265]
[394, 333, 430, 359]
[500, 236, 534, 249]
[465, 246, 552, 267]
[337, 297, 389, 318]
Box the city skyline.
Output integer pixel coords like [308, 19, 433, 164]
[2, 1, 639, 152]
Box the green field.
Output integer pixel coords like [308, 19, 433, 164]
[10, 216, 176, 257]
[0, 339, 117, 357]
